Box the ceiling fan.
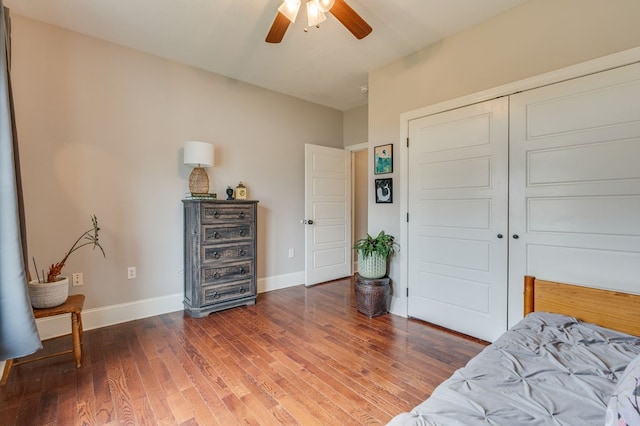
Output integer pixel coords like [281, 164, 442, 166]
[266, 0, 372, 43]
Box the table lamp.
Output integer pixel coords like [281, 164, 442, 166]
[184, 141, 214, 195]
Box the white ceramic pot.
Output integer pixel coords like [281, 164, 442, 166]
[357, 252, 387, 279]
[28, 276, 69, 308]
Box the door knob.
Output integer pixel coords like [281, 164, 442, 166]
[513, 234, 520, 239]
[497, 234, 503, 239]
[303, 219, 314, 225]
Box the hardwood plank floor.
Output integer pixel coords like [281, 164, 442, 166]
[0, 277, 488, 425]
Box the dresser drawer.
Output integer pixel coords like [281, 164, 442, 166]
[202, 243, 254, 264]
[202, 261, 253, 284]
[202, 224, 253, 243]
[202, 204, 254, 223]
[202, 281, 253, 305]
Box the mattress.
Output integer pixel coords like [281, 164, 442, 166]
[388, 312, 640, 426]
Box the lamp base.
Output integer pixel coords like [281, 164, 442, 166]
[189, 167, 209, 196]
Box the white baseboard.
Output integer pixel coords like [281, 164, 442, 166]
[30, 271, 306, 341]
[257, 271, 304, 293]
[35, 292, 184, 340]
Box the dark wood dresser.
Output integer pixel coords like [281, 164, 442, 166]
[183, 199, 258, 317]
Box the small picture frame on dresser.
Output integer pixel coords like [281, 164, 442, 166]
[235, 182, 247, 200]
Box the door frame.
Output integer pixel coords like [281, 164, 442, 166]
[345, 142, 368, 274]
[396, 47, 640, 319]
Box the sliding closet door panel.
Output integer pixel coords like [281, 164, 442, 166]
[508, 62, 640, 327]
[408, 97, 509, 342]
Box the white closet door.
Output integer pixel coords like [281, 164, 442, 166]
[508, 62, 640, 327]
[408, 98, 509, 342]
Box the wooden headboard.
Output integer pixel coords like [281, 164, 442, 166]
[524, 275, 640, 337]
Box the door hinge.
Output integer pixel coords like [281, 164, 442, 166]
[406, 137, 409, 148]
[406, 287, 409, 297]
[406, 212, 409, 223]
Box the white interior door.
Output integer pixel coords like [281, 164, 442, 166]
[304, 144, 352, 286]
[407, 98, 509, 342]
[508, 62, 640, 327]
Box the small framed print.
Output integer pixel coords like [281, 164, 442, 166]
[374, 144, 393, 174]
[375, 178, 392, 204]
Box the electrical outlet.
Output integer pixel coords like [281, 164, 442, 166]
[128, 267, 136, 279]
[288, 248, 295, 258]
[72, 272, 83, 286]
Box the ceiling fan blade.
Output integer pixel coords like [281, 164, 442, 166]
[329, 0, 372, 40]
[266, 12, 291, 43]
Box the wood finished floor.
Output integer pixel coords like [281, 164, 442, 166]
[0, 277, 488, 425]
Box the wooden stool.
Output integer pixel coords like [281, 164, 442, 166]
[1, 294, 85, 385]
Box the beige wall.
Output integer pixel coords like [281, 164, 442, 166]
[343, 104, 367, 146]
[367, 0, 640, 301]
[11, 15, 343, 310]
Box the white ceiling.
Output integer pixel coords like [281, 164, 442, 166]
[4, 0, 526, 111]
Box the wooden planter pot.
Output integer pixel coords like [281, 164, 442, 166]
[355, 274, 390, 318]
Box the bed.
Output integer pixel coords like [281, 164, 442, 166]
[388, 276, 640, 426]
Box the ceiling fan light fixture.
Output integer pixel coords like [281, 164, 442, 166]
[278, 0, 301, 23]
[313, 0, 335, 13]
[306, 1, 326, 27]
[266, 0, 371, 43]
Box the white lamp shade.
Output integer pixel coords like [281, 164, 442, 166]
[184, 141, 214, 167]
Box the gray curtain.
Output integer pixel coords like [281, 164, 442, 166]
[0, 4, 41, 360]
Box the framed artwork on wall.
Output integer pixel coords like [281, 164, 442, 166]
[374, 144, 393, 174]
[375, 178, 393, 203]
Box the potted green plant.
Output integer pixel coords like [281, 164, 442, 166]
[353, 230, 398, 279]
[29, 215, 105, 308]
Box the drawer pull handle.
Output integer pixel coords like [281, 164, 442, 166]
[239, 230, 246, 237]
[213, 251, 220, 259]
[213, 211, 220, 218]
[239, 267, 246, 275]
[213, 272, 220, 279]
[212, 292, 221, 299]
[239, 288, 246, 294]
[239, 212, 245, 218]
[213, 231, 220, 239]
[239, 249, 246, 256]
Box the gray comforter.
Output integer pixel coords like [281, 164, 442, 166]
[388, 312, 640, 426]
